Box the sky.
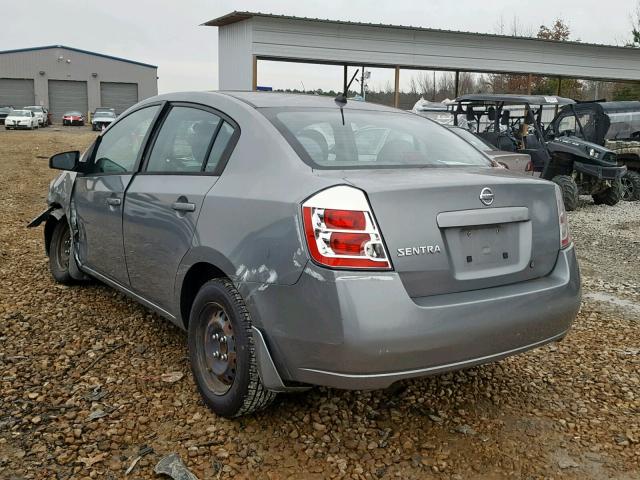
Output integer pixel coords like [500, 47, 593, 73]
[1, 0, 638, 93]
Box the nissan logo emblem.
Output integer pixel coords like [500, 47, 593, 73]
[479, 187, 494, 206]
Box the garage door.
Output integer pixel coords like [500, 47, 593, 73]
[48, 80, 88, 122]
[100, 82, 138, 115]
[0, 79, 35, 107]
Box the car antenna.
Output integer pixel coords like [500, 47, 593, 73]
[335, 69, 360, 125]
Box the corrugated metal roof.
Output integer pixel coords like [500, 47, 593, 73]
[0, 45, 157, 69]
[203, 11, 634, 51]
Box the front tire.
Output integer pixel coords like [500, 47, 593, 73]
[551, 175, 579, 211]
[188, 278, 276, 418]
[49, 220, 74, 285]
[621, 170, 640, 201]
[593, 179, 622, 206]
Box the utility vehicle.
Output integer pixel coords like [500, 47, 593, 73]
[549, 100, 640, 201]
[453, 94, 627, 210]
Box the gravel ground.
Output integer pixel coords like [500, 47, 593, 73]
[0, 128, 638, 480]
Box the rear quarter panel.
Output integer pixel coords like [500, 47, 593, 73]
[172, 94, 339, 326]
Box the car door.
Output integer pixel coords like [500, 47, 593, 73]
[73, 104, 161, 285]
[123, 103, 238, 311]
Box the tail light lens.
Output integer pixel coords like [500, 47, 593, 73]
[554, 185, 571, 249]
[302, 186, 392, 269]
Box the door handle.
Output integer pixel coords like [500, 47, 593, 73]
[106, 197, 121, 206]
[172, 201, 196, 212]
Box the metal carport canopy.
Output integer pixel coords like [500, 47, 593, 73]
[205, 11, 640, 91]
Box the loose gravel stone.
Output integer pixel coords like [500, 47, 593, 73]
[0, 128, 638, 479]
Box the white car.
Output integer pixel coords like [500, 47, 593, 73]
[91, 110, 117, 131]
[24, 106, 47, 127]
[4, 110, 39, 130]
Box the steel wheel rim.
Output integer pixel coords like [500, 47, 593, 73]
[199, 302, 237, 395]
[57, 228, 71, 270]
[621, 176, 633, 201]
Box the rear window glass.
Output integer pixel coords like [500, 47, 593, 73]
[265, 108, 492, 169]
[606, 111, 640, 140]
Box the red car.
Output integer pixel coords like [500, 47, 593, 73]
[62, 111, 85, 126]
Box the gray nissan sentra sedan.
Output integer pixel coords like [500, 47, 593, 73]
[29, 92, 581, 417]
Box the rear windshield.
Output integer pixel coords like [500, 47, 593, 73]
[606, 111, 640, 140]
[265, 108, 492, 169]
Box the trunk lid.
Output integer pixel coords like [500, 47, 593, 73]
[316, 167, 560, 298]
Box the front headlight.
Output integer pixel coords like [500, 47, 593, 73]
[588, 147, 599, 158]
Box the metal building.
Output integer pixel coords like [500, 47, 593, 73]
[205, 12, 640, 105]
[0, 45, 158, 121]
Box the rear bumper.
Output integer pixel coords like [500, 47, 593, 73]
[241, 245, 581, 390]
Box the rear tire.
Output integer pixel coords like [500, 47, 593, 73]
[187, 278, 276, 418]
[593, 179, 623, 206]
[551, 175, 579, 211]
[49, 220, 74, 285]
[621, 170, 640, 201]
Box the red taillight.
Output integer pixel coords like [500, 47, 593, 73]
[555, 185, 571, 249]
[324, 209, 366, 230]
[329, 232, 370, 255]
[302, 186, 391, 270]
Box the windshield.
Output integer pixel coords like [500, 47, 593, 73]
[0, 107, 11, 114]
[65, 112, 82, 116]
[24, 106, 42, 112]
[95, 111, 116, 118]
[449, 127, 496, 152]
[12, 111, 30, 117]
[266, 108, 492, 169]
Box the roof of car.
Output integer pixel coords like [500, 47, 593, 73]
[455, 94, 575, 105]
[220, 91, 400, 111]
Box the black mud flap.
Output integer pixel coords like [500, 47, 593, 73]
[27, 207, 54, 228]
[574, 161, 627, 180]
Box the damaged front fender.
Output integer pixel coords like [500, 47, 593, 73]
[27, 206, 56, 228]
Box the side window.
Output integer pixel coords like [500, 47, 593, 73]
[557, 115, 576, 134]
[146, 107, 221, 173]
[204, 122, 236, 173]
[90, 105, 159, 174]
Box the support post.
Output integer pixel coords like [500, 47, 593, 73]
[343, 65, 348, 95]
[454, 70, 460, 98]
[252, 55, 257, 91]
[394, 66, 400, 108]
[555, 77, 562, 114]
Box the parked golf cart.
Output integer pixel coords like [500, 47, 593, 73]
[452, 94, 626, 210]
[549, 101, 640, 201]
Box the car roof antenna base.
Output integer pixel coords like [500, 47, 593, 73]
[335, 69, 360, 125]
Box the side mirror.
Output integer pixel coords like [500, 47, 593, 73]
[49, 151, 80, 171]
